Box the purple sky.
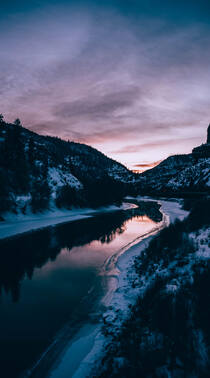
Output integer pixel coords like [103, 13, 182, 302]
[1, 1, 210, 169]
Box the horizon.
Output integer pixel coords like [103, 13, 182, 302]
[0, 3, 210, 377]
[1, 1, 210, 170]
[1, 114, 208, 173]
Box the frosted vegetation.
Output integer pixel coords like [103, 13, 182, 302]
[0, 115, 209, 219]
[139, 155, 210, 195]
[95, 198, 210, 377]
[0, 115, 137, 217]
[0, 112, 209, 377]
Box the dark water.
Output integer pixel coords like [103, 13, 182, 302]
[0, 207, 160, 378]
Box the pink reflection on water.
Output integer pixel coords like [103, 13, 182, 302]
[37, 215, 156, 276]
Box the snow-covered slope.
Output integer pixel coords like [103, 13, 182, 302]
[138, 154, 210, 194]
[137, 127, 210, 195]
[0, 120, 137, 215]
[48, 167, 83, 198]
[166, 158, 210, 191]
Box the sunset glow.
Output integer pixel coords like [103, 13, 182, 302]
[1, 1, 210, 169]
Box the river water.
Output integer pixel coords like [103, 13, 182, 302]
[0, 205, 161, 378]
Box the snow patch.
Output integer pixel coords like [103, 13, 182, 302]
[48, 167, 82, 197]
[53, 199, 188, 378]
[0, 202, 137, 240]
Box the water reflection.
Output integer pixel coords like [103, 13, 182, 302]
[0, 204, 161, 377]
[0, 207, 161, 303]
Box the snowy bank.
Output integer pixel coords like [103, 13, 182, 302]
[0, 203, 137, 240]
[92, 198, 210, 377]
[48, 199, 188, 378]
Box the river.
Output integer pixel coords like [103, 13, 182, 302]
[0, 203, 162, 378]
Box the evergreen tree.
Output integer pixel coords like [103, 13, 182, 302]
[2, 125, 29, 193]
[14, 118, 22, 127]
[207, 124, 210, 144]
[0, 170, 12, 214]
[55, 185, 83, 208]
[28, 137, 36, 175]
[0, 114, 4, 125]
[30, 178, 50, 213]
[13, 125, 29, 192]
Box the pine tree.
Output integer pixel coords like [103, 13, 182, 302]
[13, 125, 29, 192]
[30, 178, 50, 212]
[28, 137, 36, 172]
[3, 124, 29, 193]
[0, 114, 4, 125]
[14, 118, 22, 127]
[207, 124, 210, 144]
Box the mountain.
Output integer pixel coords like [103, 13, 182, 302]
[0, 117, 137, 215]
[1, 116, 209, 216]
[137, 126, 210, 195]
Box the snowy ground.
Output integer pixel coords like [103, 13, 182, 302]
[47, 198, 189, 378]
[0, 203, 136, 240]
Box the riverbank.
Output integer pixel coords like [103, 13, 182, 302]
[46, 199, 188, 378]
[0, 203, 137, 240]
[1, 201, 157, 378]
[94, 198, 210, 377]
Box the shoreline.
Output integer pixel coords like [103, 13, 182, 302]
[0, 203, 137, 241]
[46, 199, 189, 378]
[25, 199, 164, 378]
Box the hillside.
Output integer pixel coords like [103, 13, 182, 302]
[0, 117, 137, 215]
[138, 126, 210, 195]
[1, 117, 209, 216]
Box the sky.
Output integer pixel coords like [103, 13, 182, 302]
[1, 1, 210, 170]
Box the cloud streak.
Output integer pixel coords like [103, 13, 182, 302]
[54, 87, 140, 120]
[0, 1, 210, 168]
